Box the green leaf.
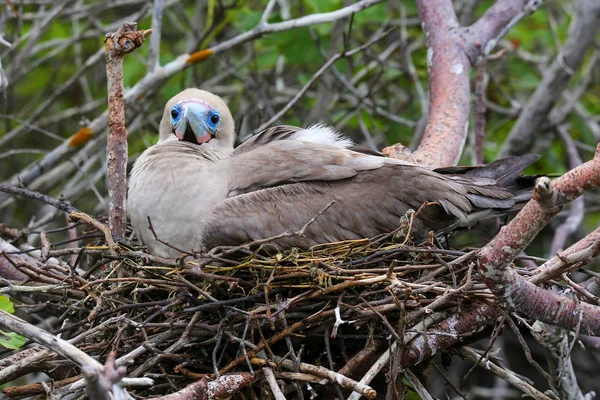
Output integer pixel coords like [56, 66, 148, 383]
[0, 297, 26, 349]
[0, 295, 15, 314]
[0, 330, 25, 350]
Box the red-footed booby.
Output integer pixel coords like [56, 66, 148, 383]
[128, 88, 537, 258]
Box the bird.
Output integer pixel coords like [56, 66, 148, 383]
[127, 88, 538, 258]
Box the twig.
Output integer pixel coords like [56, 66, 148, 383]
[347, 312, 446, 400]
[551, 126, 584, 254]
[460, 346, 552, 400]
[260, 350, 287, 400]
[146, 0, 164, 73]
[506, 314, 554, 387]
[255, 28, 395, 133]
[473, 60, 487, 164]
[252, 356, 377, 400]
[209, 0, 384, 55]
[431, 362, 468, 399]
[1, 376, 82, 398]
[0, 184, 78, 214]
[403, 369, 434, 400]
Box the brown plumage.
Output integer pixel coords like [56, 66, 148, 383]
[128, 88, 538, 258]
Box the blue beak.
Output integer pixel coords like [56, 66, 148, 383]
[172, 101, 213, 144]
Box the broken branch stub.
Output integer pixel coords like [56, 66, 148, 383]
[104, 22, 151, 237]
[105, 23, 152, 57]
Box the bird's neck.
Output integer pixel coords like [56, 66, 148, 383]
[151, 140, 233, 161]
[127, 141, 231, 258]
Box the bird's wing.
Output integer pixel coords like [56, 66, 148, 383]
[234, 125, 303, 155]
[223, 139, 405, 196]
[202, 163, 517, 250]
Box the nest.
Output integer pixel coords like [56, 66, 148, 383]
[0, 210, 524, 399]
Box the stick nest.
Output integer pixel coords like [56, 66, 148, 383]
[1, 214, 512, 399]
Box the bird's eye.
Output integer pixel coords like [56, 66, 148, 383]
[210, 114, 220, 124]
[171, 109, 179, 119]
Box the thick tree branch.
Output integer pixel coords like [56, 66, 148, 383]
[388, 0, 545, 166]
[478, 145, 600, 334]
[408, 0, 469, 166]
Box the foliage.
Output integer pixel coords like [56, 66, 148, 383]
[0, 296, 25, 350]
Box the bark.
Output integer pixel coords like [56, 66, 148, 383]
[409, 0, 470, 166]
[105, 22, 150, 237]
[388, 0, 545, 166]
[478, 145, 600, 334]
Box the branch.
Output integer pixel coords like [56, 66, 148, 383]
[146, 0, 164, 73]
[0, 0, 384, 206]
[406, 0, 469, 166]
[208, 0, 384, 55]
[468, 0, 544, 62]
[531, 315, 590, 399]
[0, 184, 78, 214]
[251, 356, 377, 400]
[460, 346, 552, 400]
[347, 305, 499, 400]
[254, 28, 395, 133]
[0, 184, 121, 250]
[0, 309, 102, 371]
[550, 127, 584, 255]
[529, 226, 600, 285]
[105, 22, 151, 237]
[388, 0, 545, 166]
[142, 374, 256, 400]
[478, 145, 600, 334]
[499, 0, 600, 156]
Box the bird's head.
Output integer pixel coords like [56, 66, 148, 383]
[158, 88, 235, 150]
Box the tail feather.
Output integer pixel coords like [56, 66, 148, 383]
[435, 154, 540, 189]
[434, 155, 540, 235]
[465, 193, 516, 209]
